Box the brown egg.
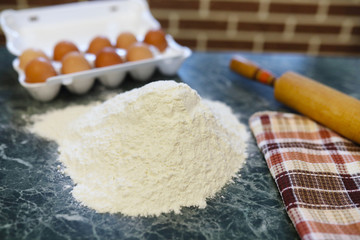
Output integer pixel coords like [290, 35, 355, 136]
[95, 47, 123, 68]
[143, 29, 168, 52]
[87, 36, 112, 55]
[19, 48, 50, 70]
[53, 40, 79, 61]
[126, 43, 154, 62]
[115, 32, 137, 50]
[25, 57, 57, 83]
[61, 52, 91, 74]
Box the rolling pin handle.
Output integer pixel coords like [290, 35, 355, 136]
[230, 55, 276, 87]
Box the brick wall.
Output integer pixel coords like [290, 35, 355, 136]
[1, 0, 360, 56]
[149, 0, 360, 56]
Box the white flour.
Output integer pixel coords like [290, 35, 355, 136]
[29, 81, 248, 216]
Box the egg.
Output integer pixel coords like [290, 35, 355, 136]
[143, 29, 168, 52]
[115, 32, 137, 50]
[61, 52, 91, 74]
[126, 43, 154, 62]
[19, 48, 50, 70]
[87, 36, 112, 55]
[25, 57, 57, 83]
[53, 40, 79, 61]
[95, 47, 123, 68]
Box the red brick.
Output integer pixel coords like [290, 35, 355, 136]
[320, 44, 360, 53]
[148, 0, 199, 10]
[269, 3, 317, 14]
[328, 5, 360, 16]
[28, 0, 78, 5]
[296, 24, 341, 34]
[352, 26, 360, 35]
[179, 19, 227, 30]
[0, 32, 5, 45]
[174, 38, 197, 48]
[238, 22, 284, 32]
[264, 42, 308, 52]
[156, 18, 169, 29]
[207, 40, 253, 50]
[0, 0, 17, 4]
[210, 1, 259, 12]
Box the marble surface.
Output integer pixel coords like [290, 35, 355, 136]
[1, 47, 359, 240]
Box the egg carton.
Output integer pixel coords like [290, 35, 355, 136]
[0, 0, 191, 101]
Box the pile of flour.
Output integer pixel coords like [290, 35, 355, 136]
[30, 81, 248, 216]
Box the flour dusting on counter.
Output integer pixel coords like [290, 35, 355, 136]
[29, 81, 248, 217]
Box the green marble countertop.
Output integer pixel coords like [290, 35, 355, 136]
[1, 47, 359, 240]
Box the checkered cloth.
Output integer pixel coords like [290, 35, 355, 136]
[249, 111, 360, 240]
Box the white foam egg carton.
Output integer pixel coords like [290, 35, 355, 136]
[0, 0, 191, 101]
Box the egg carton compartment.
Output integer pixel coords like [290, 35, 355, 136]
[1, 0, 192, 101]
[12, 36, 191, 101]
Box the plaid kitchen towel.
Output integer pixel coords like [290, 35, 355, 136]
[249, 111, 360, 240]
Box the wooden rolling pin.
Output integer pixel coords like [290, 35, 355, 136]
[230, 55, 360, 145]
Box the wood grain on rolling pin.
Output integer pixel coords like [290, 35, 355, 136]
[274, 72, 360, 144]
